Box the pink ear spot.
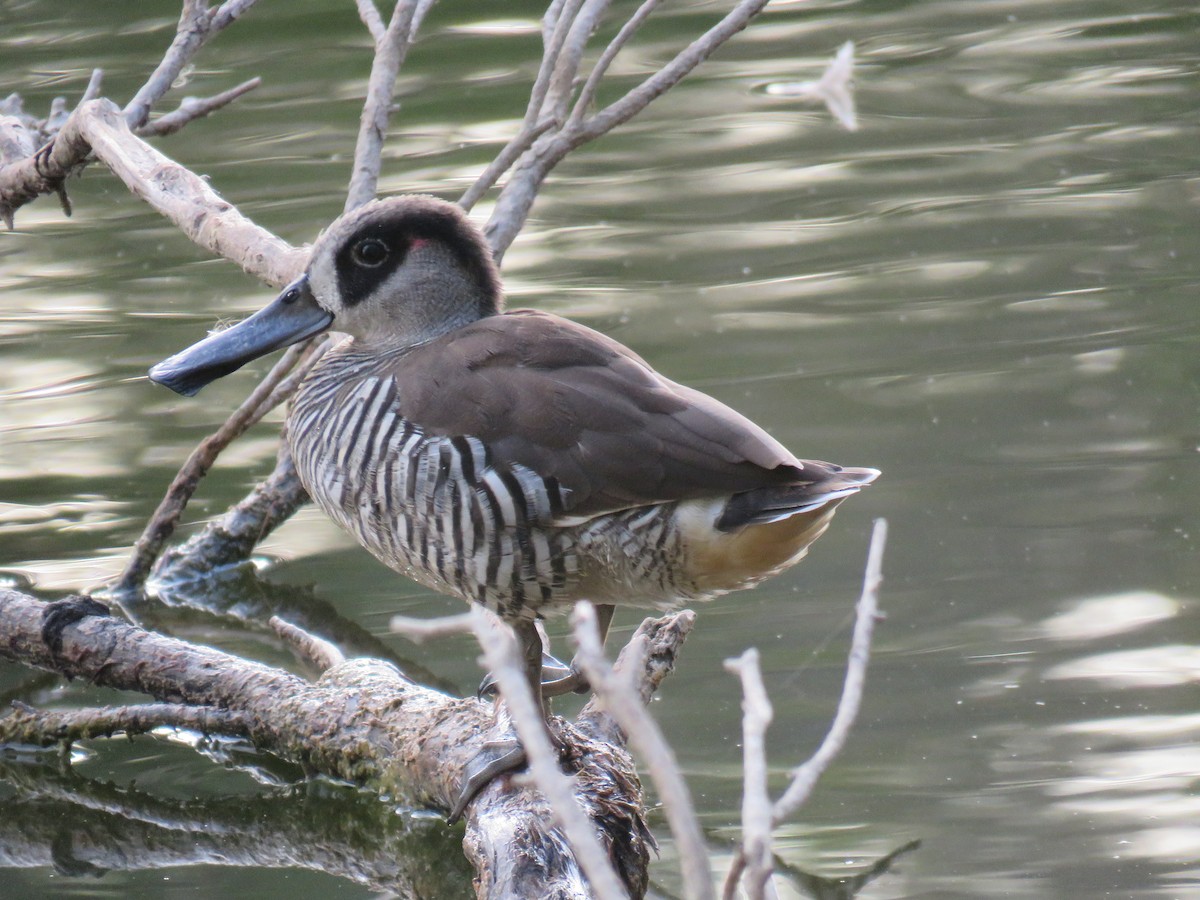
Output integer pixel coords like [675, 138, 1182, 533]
[410, 237, 429, 250]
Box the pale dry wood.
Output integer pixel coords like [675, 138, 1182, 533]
[124, 0, 262, 130]
[390, 611, 475, 642]
[723, 649, 774, 900]
[345, 0, 424, 212]
[135, 76, 263, 137]
[574, 602, 715, 900]
[774, 518, 885, 819]
[484, 0, 771, 259]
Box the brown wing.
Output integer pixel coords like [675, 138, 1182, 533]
[386, 309, 809, 519]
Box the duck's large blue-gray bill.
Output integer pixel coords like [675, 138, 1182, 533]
[148, 275, 332, 397]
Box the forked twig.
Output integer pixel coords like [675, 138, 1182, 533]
[136, 77, 262, 137]
[124, 0, 263, 130]
[722, 519, 888, 900]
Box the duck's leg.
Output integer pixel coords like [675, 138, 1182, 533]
[476, 605, 616, 699]
[540, 602, 615, 698]
[449, 619, 549, 823]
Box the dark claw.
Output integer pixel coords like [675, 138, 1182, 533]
[447, 739, 527, 824]
[476, 651, 577, 699]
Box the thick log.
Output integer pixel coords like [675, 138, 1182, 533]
[0, 588, 666, 898]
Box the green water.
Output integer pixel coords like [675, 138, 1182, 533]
[2, 1, 1199, 897]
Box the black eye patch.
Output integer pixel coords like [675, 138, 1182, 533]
[335, 226, 411, 306]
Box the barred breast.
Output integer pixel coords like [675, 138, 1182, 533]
[289, 345, 700, 620]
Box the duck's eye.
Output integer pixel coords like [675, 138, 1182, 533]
[352, 238, 389, 267]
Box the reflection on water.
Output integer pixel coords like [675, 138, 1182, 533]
[2, 0, 1200, 897]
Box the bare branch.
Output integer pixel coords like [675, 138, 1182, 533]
[724, 519, 887, 900]
[723, 649, 775, 900]
[457, 117, 555, 212]
[0, 701, 253, 747]
[356, 0, 386, 43]
[527, 0, 586, 128]
[270, 616, 346, 671]
[470, 606, 629, 900]
[135, 77, 262, 137]
[151, 441, 309, 582]
[345, 0, 425, 211]
[772, 518, 885, 822]
[114, 338, 313, 597]
[566, 0, 662, 128]
[578, 0, 769, 140]
[485, 0, 771, 259]
[80, 68, 105, 105]
[124, 0, 263, 130]
[573, 602, 715, 900]
[544, 0, 611, 123]
[390, 611, 475, 643]
[575, 610, 696, 750]
[0, 98, 305, 281]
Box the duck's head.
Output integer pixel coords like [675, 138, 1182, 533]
[149, 195, 502, 396]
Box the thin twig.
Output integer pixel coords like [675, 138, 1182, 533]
[724, 649, 774, 900]
[151, 441, 309, 582]
[124, 0, 262, 130]
[270, 616, 346, 671]
[566, 0, 662, 129]
[389, 611, 475, 643]
[0, 701, 254, 747]
[355, 0, 386, 43]
[485, 0, 771, 259]
[257, 335, 330, 412]
[578, 0, 769, 140]
[773, 518, 885, 821]
[458, 117, 556, 212]
[114, 339, 311, 597]
[135, 77, 262, 137]
[722, 519, 887, 900]
[470, 606, 629, 900]
[544, 0, 612, 123]
[345, 0, 424, 212]
[526, 0, 586, 129]
[573, 602, 715, 900]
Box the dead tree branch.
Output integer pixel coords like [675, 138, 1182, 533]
[135, 76, 263, 137]
[2, 700, 254, 747]
[721, 519, 888, 900]
[0, 590, 690, 897]
[483, 0, 771, 260]
[123, 0, 263, 130]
